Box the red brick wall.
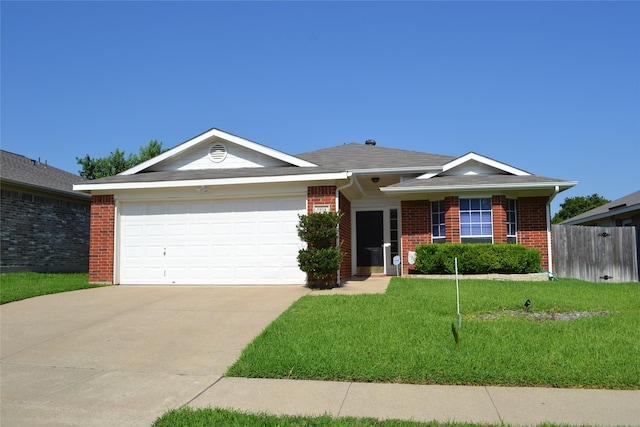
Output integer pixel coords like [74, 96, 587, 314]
[517, 196, 550, 270]
[307, 186, 336, 213]
[444, 196, 460, 243]
[338, 192, 352, 281]
[399, 195, 550, 274]
[401, 200, 430, 275]
[492, 195, 508, 244]
[89, 195, 115, 283]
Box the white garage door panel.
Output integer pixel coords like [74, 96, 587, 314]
[119, 197, 306, 285]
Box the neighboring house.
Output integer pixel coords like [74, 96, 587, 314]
[73, 128, 576, 285]
[1, 150, 91, 273]
[561, 190, 640, 227]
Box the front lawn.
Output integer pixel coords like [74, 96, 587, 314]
[227, 277, 640, 389]
[0, 272, 105, 304]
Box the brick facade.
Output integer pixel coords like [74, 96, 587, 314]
[306, 185, 337, 213]
[338, 192, 352, 282]
[400, 195, 551, 274]
[400, 200, 430, 275]
[88, 195, 115, 283]
[516, 196, 550, 270]
[0, 188, 90, 273]
[306, 185, 353, 283]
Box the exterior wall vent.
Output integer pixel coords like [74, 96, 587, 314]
[208, 143, 228, 163]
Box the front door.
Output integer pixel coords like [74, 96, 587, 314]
[356, 211, 384, 275]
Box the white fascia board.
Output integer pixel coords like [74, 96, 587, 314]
[380, 181, 577, 194]
[73, 172, 349, 192]
[121, 128, 317, 176]
[437, 152, 531, 177]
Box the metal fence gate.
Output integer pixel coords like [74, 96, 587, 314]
[552, 224, 639, 282]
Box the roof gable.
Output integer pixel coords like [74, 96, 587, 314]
[417, 152, 530, 179]
[122, 128, 316, 175]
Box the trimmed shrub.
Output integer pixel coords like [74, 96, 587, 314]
[296, 212, 345, 288]
[414, 243, 541, 274]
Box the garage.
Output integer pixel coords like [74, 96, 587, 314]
[118, 196, 307, 285]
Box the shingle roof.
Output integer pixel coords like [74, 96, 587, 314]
[76, 165, 342, 185]
[562, 190, 640, 224]
[296, 143, 456, 170]
[383, 174, 574, 191]
[0, 150, 89, 199]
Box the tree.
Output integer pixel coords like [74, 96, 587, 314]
[552, 193, 610, 224]
[77, 140, 165, 180]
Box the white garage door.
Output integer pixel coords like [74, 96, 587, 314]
[119, 197, 307, 285]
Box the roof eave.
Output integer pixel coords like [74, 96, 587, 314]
[562, 204, 640, 225]
[1, 178, 91, 200]
[380, 181, 577, 194]
[73, 172, 350, 193]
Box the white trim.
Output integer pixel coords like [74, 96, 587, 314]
[440, 152, 531, 176]
[74, 172, 350, 192]
[380, 181, 577, 194]
[121, 128, 317, 175]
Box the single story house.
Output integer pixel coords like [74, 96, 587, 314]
[561, 190, 640, 227]
[74, 128, 576, 285]
[1, 150, 91, 273]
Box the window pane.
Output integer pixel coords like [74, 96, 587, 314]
[461, 224, 470, 235]
[481, 198, 492, 210]
[471, 212, 481, 222]
[482, 224, 492, 235]
[470, 199, 480, 210]
[459, 199, 469, 210]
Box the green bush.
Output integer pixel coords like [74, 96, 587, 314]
[414, 243, 541, 274]
[296, 212, 345, 288]
[296, 211, 342, 249]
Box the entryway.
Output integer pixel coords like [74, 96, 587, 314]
[356, 211, 384, 275]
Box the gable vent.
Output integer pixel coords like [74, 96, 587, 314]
[208, 143, 228, 163]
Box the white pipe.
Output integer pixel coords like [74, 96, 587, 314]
[546, 185, 560, 275]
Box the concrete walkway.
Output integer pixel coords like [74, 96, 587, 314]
[1, 278, 638, 426]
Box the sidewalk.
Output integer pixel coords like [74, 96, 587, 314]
[188, 377, 640, 426]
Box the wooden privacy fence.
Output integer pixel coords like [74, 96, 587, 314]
[552, 224, 639, 282]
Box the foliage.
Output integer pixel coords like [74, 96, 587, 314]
[552, 193, 610, 224]
[414, 243, 541, 274]
[297, 247, 344, 281]
[296, 212, 345, 288]
[296, 211, 342, 248]
[227, 278, 640, 389]
[0, 273, 105, 304]
[76, 139, 164, 180]
[153, 407, 479, 427]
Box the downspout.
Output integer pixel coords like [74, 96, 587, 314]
[546, 185, 560, 277]
[335, 172, 354, 286]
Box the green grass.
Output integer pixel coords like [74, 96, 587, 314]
[0, 272, 106, 304]
[153, 407, 534, 427]
[227, 277, 640, 389]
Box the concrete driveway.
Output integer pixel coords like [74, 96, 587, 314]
[1, 285, 310, 426]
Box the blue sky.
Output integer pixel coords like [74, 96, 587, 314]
[2, 1, 638, 214]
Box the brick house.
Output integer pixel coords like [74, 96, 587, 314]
[1, 150, 90, 273]
[74, 128, 576, 285]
